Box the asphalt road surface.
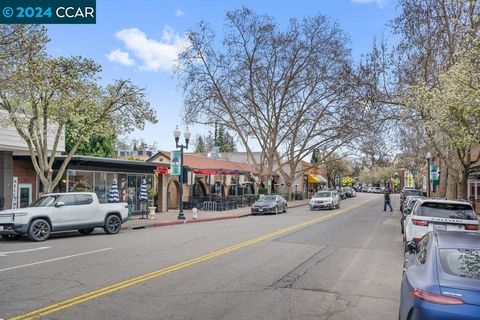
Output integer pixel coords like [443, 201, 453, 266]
[0, 193, 404, 320]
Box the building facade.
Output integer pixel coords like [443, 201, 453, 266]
[148, 152, 258, 212]
[0, 110, 65, 210]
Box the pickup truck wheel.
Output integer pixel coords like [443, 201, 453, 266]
[104, 215, 122, 234]
[78, 228, 94, 235]
[27, 219, 51, 241]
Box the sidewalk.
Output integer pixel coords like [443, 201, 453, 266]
[122, 199, 310, 230]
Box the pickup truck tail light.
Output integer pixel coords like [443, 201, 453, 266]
[412, 219, 428, 226]
[410, 289, 464, 305]
[465, 224, 479, 231]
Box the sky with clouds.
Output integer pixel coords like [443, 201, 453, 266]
[47, 0, 397, 151]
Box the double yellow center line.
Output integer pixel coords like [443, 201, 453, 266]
[10, 198, 372, 320]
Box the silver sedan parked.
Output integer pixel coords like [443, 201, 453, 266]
[251, 195, 287, 215]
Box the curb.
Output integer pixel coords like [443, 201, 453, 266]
[122, 202, 308, 231]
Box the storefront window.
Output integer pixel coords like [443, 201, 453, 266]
[59, 170, 152, 214]
[118, 174, 128, 203]
[94, 172, 106, 203]
[51, 171, 67, 194]
[68, 170, 93, 192]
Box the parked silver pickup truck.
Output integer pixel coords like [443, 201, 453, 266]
[0, 192, 129, 241]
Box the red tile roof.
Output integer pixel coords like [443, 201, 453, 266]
[184, 155, 257, 174]
[148, 151, 257, 174]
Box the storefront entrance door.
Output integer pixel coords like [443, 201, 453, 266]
[18, 183, 32, 208]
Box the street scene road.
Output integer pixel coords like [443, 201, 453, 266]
[1, 2, 480, 320]
[1, 193, 404, 320]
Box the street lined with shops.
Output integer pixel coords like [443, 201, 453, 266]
[1, 193, 405, 320]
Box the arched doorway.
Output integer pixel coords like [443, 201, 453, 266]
[228, 184, 238, 196]
[167, 179, 180, 210]
[245, 180, 255, 195]
[191, 180, 207, 199]
[210, 181, 224, 197]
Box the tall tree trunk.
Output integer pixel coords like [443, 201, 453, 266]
[446, 169, 458, 200]
[458, 170, 469, 200]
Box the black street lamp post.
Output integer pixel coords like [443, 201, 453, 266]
[426, 152, 432, 198]
[173, 125, 191, 220]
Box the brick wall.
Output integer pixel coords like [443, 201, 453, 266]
[13, 159, 37, 204]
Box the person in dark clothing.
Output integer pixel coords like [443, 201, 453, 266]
[384, 189, 393, 212]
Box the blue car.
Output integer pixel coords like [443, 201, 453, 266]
[400, 231, 480, 320]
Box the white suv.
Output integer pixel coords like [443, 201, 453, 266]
[404, 199, 479, 249]
[0, 192, 129, 241]
[310, 190, 340, 210]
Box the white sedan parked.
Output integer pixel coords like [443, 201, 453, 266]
[404, 199, 479, 250]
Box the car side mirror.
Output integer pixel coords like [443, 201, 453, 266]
[56, 201, 65, 207]
[406, 241, 419, 253]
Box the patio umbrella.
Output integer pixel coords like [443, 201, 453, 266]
[138, 178, 148, 219]
[139, 178, 148, 202]
[108, 179, 119, 203]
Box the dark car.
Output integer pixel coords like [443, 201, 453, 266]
[400, 189, 424, 211]
[400, 231, 480, 320]
[344, 187, 353, 198]
[251, 195, 287, 215]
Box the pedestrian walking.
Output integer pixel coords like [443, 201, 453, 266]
[384, 188, 393, 212]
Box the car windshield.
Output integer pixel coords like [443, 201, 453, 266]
[439, 249, 480, 280]
[28, 195, 58, 207]
[314, 192, 331, 198]
[404, 190, 423, 196]
[407, 199, 419, 210]
[419, 203, 476, 220]
[258, 195, 276, 202]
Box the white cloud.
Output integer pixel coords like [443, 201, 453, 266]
[105, 49, 135, 66]
[175, 9, 184, 17]
[114, 27, 188, 72]
[351, 0, 386, 7]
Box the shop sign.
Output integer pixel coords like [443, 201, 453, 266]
[430, 165, 440, 186]
[170, 150, 181, 176]
[12, 176, 18, 209]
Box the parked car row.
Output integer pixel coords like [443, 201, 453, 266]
[367, 187, 382, 193]
[399, 189, 480, 319]
[354, 185, 384, 193]
[0, 192, 129, 242]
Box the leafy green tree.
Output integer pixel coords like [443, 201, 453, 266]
[193, 135, 207, 153]
[216, 126, 236, 152]
[66, 121, 116, 158]
[0, 26, 157, 193]
[201, 127, 237, 153]
[320, 154, 351, 188]
[407, 43, 480, 198]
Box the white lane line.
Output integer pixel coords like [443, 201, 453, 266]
[0, 246, 50, 257]
[0, 247, 113, 273]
